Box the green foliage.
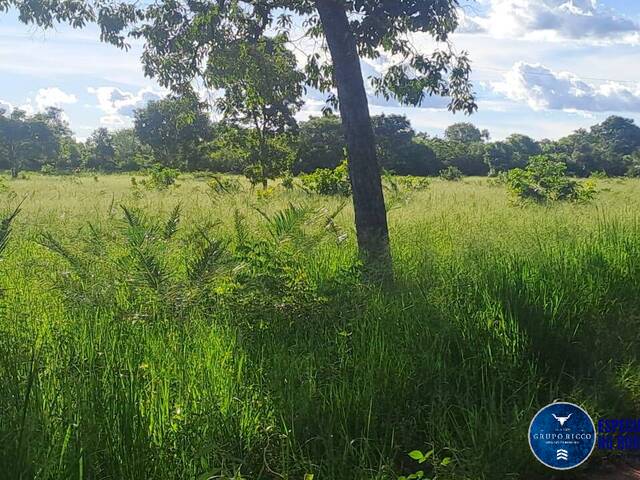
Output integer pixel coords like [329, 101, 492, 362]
[0, 107, 62, 177]
[439, 166, 463, 181]
[444, 122, 488, 144]
[426, 137, 485, 176]
[624, 151, 640, 177]
[295, 114, 439, 176]
[301, 161, 351, 196]
[373, 115, 439, 176]
[281, 172, 294, 190]
[39, 164, 56, 175]
[209, 35, 303, 188]
[85, 127, 116, 171]
[134, 95, 213, 171]
[1, 175, 640, 479]
[506, 155, 597, 203]
[207, 175, 242, 195]
[0, 202, 21, 257]
[396, 176, 430, 191]
[294, 114, 345, 173]
[142, 165, 180, 190]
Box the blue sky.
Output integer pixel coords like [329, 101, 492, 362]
[1, 0, 639, 141]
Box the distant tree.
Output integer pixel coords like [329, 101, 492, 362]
[134, 96, 212, 171]
[295, 115, 345, 174]
[85, 128, 116, 171]
[483, 141, 516, 175]
[0, 108, 56, 177]
[111, 128, 153, 171]
[505, 134, 541, 167]
[591, 116, 640, 156]
[33, 107, 76, 171]
[373, 115, 439, 176]
[428, 137, 488, 176]
[296, 114, 440, 176]
[445, 122, 488, 144]
[57, 137, 84, 172]
[590, 116, 640, 176]
[205, 123, 250, 174]
[210, 35, 304, 187]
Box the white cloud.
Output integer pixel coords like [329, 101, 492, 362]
[493, 61, 640, 112]
[0, 99, 13, 113]
[88, 86, 165, 127]
[5, 87, 77, 117]
[464, 0, 640, 44]
[34, 87, 77, 111]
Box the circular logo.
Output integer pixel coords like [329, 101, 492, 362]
[528, 402, 596, 470]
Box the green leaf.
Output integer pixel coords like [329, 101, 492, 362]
[304, 474, 314, 480]
[408, 450, 424, 462]
[440, 457, 452, 466]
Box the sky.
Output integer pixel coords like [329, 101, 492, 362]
[1, 0, 640, 141]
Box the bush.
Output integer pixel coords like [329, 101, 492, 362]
[301, 160, 351, 196]
[142, 165, 180, 190]
[40, 164, 57, 175]
[397, 176, 430, 191]
[439, 166, 463, 181]
[281, 172, 294, 190]
[207, 175, 242, 194]
[506, 155, 597, 203]
[589, 170, 608, 179]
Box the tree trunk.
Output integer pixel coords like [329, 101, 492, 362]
[315, 0, 391, 276]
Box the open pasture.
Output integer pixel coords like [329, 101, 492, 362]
[1, 173, 640, 479]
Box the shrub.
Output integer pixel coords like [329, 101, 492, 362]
[207, 175, 242, 194]
[142, 165, 180, 190]
[301, 160, 351, 196]
[589, 170, 608, 179]
[397, 176, 430, 191]
[281, 172, 294, 190]
[506, 155, 597, 203]
[40, 164, 57, 175]
[625, 153, 640, 177]
[439, 166, 463, 181]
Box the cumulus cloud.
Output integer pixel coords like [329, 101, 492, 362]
[34, 87, 77, 111]
[88, 86, 164, 126]
[463, 0, 640, 43]
[0, 99, 13, 114]
[493, 61, 640, 112]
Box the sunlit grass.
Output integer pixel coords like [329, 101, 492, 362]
[1, 173, 639, 479]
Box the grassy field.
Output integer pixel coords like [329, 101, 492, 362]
[1, 173, 639, 479]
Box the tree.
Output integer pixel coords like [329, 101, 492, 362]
[444, 122, 487, 144]
[112, 128, 153, 171]
[504, 134, 540, 168]
[483, 141, 516, 175]
[428, 137, 487, 176]
[372, 115, 439, 176]
[296, 114, 439, 176]
[0, 108, 57, 177]
[6, 0, 476, 272]
[134, 96, 212, 171]
[210, 34, 304, 187]
[295, 114, 345, 174]
[85, 128, 116, 171]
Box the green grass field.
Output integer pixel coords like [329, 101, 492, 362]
[1, 173, 639, 479]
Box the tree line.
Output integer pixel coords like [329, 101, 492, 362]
[2, 98, 640, 181]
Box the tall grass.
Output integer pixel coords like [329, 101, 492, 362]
[0, 173, 639, 479]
